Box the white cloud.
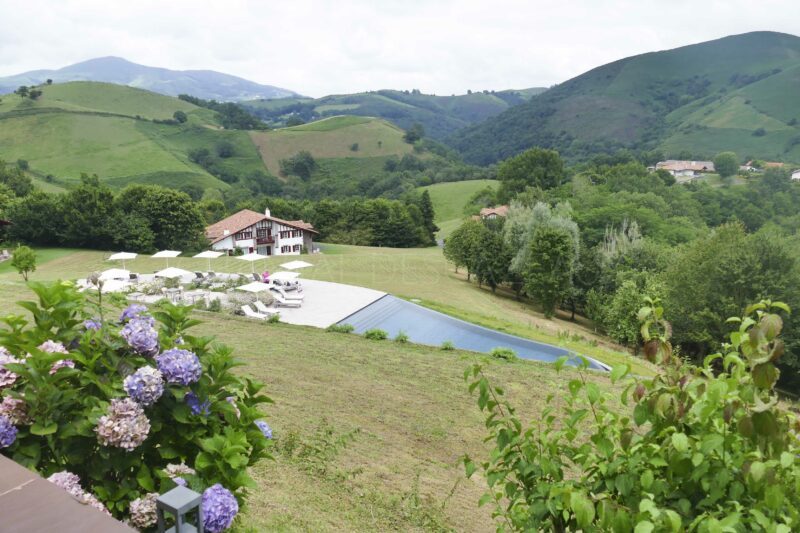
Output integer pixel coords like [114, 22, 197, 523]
[0, 0, 796, 97]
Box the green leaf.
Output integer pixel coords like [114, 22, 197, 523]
[780, 451, 793, 469]
[640, 470, 654, 489]
[570, 491, 595, 528]
[586, 382, 601, 404]
[749, 461, 765, 483]
[634, 520, 654, 533]
[610, 364, 630, 383]
[30, 422, 58, 436]
[671, 432, 689, 453]
[634, 403, 648, 426]
[663, 510, 681, 532]
[136, 464, 155, 492]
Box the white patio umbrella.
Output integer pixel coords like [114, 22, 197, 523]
[99, 268, 130, 281]
[269, 271, 300, 281]
[152, 250, 182, 267]
[236, 281, 271, 303]
[279, 260, 313, 270]
[193, 250, 224, 272]
[108, 252, 137, 270]
[155, 267, 194, 279]
[237, 252, 267, 274]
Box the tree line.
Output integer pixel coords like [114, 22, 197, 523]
[444, 147, 800, 386]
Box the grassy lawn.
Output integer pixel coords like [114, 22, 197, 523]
[0, 265, 620, 531]
[419, 180, 497, 239]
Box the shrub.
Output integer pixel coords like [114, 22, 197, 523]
[394, 331, 410, 343]
[753, 127, 767, 137]
[267, 313, 280, 324]
[488, 347, 515, 361]
[0, 282, 273, 529]
[326, 323, 354, 334]
[440, 340, 455, 351]
[364, 329, 388, 340]
[464, 298, 800, 531]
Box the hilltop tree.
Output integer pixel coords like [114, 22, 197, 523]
[11, 245, 36, 281]
[403, 123, 425, 143]
[497, 147, 564, 202]
[173, 110, 188, 123]
[46, 79, 52, 85]
[15, 86, 28, 98]
[713, 151, 738, 178]
[279, 151, 317, 180]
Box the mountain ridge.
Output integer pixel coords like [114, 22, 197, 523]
[0, 56, 299, 102]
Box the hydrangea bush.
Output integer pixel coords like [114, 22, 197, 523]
[0, 282, 273, 531]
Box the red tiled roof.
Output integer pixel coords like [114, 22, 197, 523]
[205, 210, 318, 244]
[479, 205, 509, 218]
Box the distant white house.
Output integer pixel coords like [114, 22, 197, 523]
[792, 169, 800, 181]
[479, 205, 509, 219]
[655, 160, 715, 178]
[205, 209, 318, 256]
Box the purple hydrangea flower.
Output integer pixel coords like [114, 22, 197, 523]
[255, 420, 273, 439]
[47, 471, 109, 515]
[156, 349, 201, 385]
[95, 398, 150, 450]
[174, 477, 187, 487]
[83, 318, 102, 331]
[0, 415, 17, 448]
[49, 359, 75, 375]
[185, 392, 210, 416]
[225, 396, 241, 419]
[129, 493, 158, 529]
[121, 317, 159, 357]
[0, 397, 29, 425]
[120, 304, 148, 323]
[202, 484, 239, 533]
[38, 340, 69, 354]
[124, 367, 164, 406]
[0, 350, 21, 389]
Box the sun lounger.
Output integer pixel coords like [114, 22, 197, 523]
[195, 272, 205, 279]
[129, 273, 139, 281]
[241, 305, 269, 320]
[252, 301, 279, 316]
[270, 292, 302, 308]
[269, 287, 304, 301]
[252, 273, 262, 282]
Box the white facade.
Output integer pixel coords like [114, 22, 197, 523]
[792, 170, 800, 181]
[209, 211, 314, 256]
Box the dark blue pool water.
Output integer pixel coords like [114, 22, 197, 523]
[339, 295, 609, 371]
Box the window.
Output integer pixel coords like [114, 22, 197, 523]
[292, 230, 302, 238]
[293, 244, 301, 252]
[281, 246, 291, 253]
[235, 230, 252, 240]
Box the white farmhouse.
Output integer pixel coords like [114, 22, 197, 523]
[655, 160, 715, 178]
[205, 209, 318, 256]
[792, 169, 800, 181]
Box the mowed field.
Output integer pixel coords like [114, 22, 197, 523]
[0, 246, 631, 531]
[419, 180, 498, 239]
[249, 116, 414, 175]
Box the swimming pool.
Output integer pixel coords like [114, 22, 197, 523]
[339, 295, 609, 371]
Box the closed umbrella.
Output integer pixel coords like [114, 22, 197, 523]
[236, 281, 271, 304]
[99, 268, 130, 281]
[155, 267, 194, 280]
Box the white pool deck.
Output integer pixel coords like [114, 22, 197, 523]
[272, 279, 386, 328]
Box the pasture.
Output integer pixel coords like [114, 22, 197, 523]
[419, 179, 497, 238]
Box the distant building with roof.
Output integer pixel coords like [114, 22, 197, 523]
[205, 209, 318, 256]
[655, 160, 715, 178]
[478, 205, 509, 219]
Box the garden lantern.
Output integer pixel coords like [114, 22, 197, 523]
[156, 486, 203, 533]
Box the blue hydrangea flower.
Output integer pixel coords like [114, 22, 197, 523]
[124, 367, 164, 406]
[156, 349, 202, 385]
[173, 477, 187, 487]
[202, 484, 238, 533]
[184, 392, 210, 416]
[120, 304, 148, 323]
[255, 420, 273, 439]
[0, 414, 18, 448]
[121, 318, 159, 357]
[83, 318, 102, 331]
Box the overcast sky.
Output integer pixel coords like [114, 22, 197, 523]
[0, 0, 796, 97]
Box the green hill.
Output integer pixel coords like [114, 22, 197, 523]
[249, 115, 415, 175]
[243, 88, 546, 140]
[420, 179, 498, 238]
[0, 83, 421, 193]
[449, 31, 800, 164]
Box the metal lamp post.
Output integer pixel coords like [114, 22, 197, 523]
[156, 486, 203, 533]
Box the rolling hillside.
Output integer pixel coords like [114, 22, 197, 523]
[249, 115, 415, 175]
[243, 87, 546, 139]
[0, 56, 298, 101]
[419, 179, 498, 238]
[449, 31, 800, 164]
[0, 82, 426, 193]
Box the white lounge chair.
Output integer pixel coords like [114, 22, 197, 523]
[241, 305, 270, 320]
[253, 301, 279, 316]
[270, 292, 301, 308]
[269, 286, 304, 301]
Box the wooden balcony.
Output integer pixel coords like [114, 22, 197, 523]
[256, 236, 274, 245]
